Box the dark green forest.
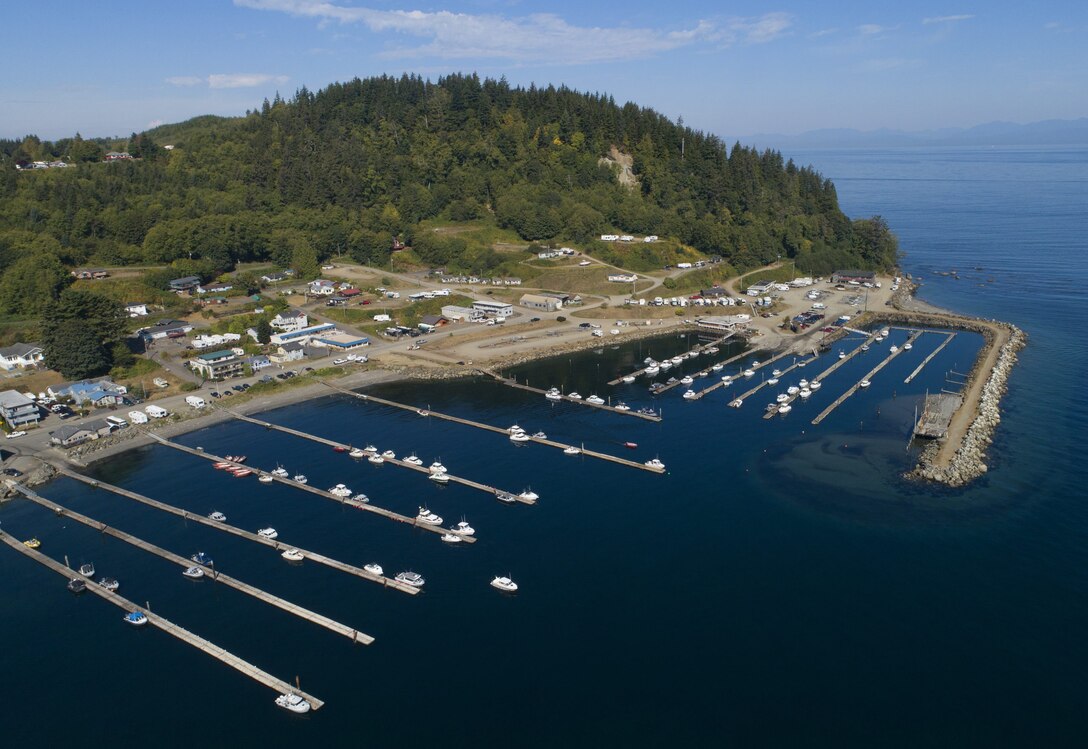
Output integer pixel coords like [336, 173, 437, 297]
[0, 73, 898, 305]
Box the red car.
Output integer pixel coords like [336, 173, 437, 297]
[361, 300, 371, 305]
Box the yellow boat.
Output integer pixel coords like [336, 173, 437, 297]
[23, 538, 41, 549]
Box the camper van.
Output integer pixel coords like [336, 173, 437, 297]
[144, 405, 169, 419]
[185, 395, 206, 409]
[128, 410, 149, 425]
[105, 416, 128, 430]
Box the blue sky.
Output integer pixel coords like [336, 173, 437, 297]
[4, 0, 1086, 140]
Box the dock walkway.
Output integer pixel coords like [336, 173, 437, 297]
[13, 485, 375, 644]
[321, 384, 665, 474]
[905, 332, 956, 383]
[0, 527, 326, 709]
[52, 465, 419, 594]
[482, 372, 662, 421]
[811, 331, 923, 425]
[147, 433, 477, 540]
[606, 333, 736, 386]
[703, 348, 797, 404]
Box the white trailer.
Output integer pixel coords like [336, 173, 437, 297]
[128, 410, 149, 424]
[145, 405, 169, 419]
[185, 395, 206, 409]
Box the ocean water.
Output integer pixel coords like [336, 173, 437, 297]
[2, 147, 1087, 747]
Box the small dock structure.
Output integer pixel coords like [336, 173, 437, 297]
[0, 526, 326, 709]
[12, 485, 375, 644]
[698, 347, 798, 403]
[913, 392, 962, 438]
[606, 333, 736, 386]
[811, 330, 923, 425]
[51, 465, 419, 594]
[483, 371, 662, 421]
[905, 332, 956, 383]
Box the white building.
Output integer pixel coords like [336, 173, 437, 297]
[441, 305, 483, 322]
[607, 273, 638, 283]
[124, 303, 149, 317]
[600, 234, 619, 242]
[0, 343, 44, 371]
[309, 279, 336, 296]
[472, 300, 513, 318]
[270, 309, 309, 332]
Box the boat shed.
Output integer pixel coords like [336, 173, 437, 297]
[472, 300, 513, 318]
[831, 269, 876, 284]
[311, 331, 370, 351]
[519, 294, 562, 312]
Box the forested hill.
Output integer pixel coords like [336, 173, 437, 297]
[0, 73, 897, 295]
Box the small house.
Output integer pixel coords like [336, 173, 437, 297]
[0, 390, 41, 428]
[270, 310, 308, 332]
[0, 342, 44, 371]
[168, 276, 201, 293]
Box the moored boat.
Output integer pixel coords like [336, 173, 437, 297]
[257, 527, 278, 539]
[778, 404, 792, 414]
[123, 611, 148, 627]
[428, 472, 450, 484]
[452, 519, 476, 536]
[271, 466, 289, 478]
[281, 548, 304, 562]
[622, 375, 636, 384]
[293, 474, 308, 484]
[682, 390, 697, 399]
[509, 431, 530, 442]
[23, 538, 40, 549]
[519, 488, 539, 501]
[395, 571, 425, 587]
[567, 392, 583, 400]
[328, 484, 352, 497]
[191, 552, 213, 566]
[404, 455, 423, 466]
[275, 693, 311, 714]
[416, 507, 444, 525]
[429, 461, 448, 474]
[585, 395, 605, 405]
[563, 445, 580, 455]
[98, 577, 120, 592]
[79, 562, 95, 577]
[67, 578, 86, 594]
[859, 379, 871, 388]
[381, 450, 396, 460]
[496, 492, 517, 504]
[490, 576, 518, 593]
[367, 453, 385, 464]
[182, 566, 204, 579]
[644, 458, 666, 470]
[363, 563, 383, 576]
[258, 474, 274, 483]
[349, 448, 366, 459]
[208, 511, 227, 522]
[441, 533, 463, 543]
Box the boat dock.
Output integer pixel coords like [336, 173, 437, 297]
[482, 371, 662, 421]
[904, 332, 956, 383]
[606, 333, 736, 386]
[913, 392, 963, 438]
[321, 384, 665, 474]
[811, 330, 923, 425]
[51, 465, 420, 595]
[696, 348, 798, 403]
[11, 485, 375, 645]
[147, 433, 478, 540]
[0, 526, 326, 709]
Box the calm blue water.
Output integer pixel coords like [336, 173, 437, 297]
[3, 147, 1087, 747]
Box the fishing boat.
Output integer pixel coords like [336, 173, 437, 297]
[275, 693, 311, 714]
[271, 466, 289, 478]
[79, 562, 95, 577]
[381, 450, 396, 460]
[644, 458, 666, 470]
[257, 527, 278, 540]
[567, 392, 583, 400]
[351, 493, 369, 503]
[349, 448, 366, 459]
[563, 445, 581, 455]
[491, 576, 518, 593]
[682, 390, 697, 400]
[328, 483, 352, 497]
[67, 578, 87, 594]
[98, 577, 120, 592]
[496, 492, 518, 504]
[441, 533, 463, 544]
[404, 455, 423, 466]
[428, 472, 450, 484]
[778, 404, 792, 415]
[452, 519, 476, 536]
[429, 461, 448, 474]
[123, 611, 148, 627]
[191, 552, 213, 566]
[585, 395, 605, 405]
[859, 380, 871, 388]
[208, 511, 227, 522]
[367, 453, 385, 464]
[395, 571, 425, 588]
[416, 507, 444, 525]
[281, 549, 304, 562]
[509, 431, 530, 442]
[23, 538, 40, 549]
[182, 566, 204, 579]
[258, 474, 274, 483]
[622, 375, 636, 384]
[292, 474, 308, 484]
[363, 563, 384, 576]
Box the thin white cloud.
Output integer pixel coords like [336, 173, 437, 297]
[809, 27, 839, 38]
[234, 0, 792, 62]
[922, 14, 974, 25]
[165, 76, 203, 87]
[858, 24, 890, 35]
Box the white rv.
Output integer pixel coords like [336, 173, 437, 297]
[145, 405, 169, 419]
[185, 395, 206, 409]
[128, 410, 149, 424]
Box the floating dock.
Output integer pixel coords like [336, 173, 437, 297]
[13, 485, 375, 644]
[904, 332, 956, 383]
[0, 526, 326, 709]
[913, 392, 962, 438]
[606, 333, 736, 386]
[811, 330, 923, 425]
[320, 384, 665, 474]
[51, 465, 419, 594]
[702, 348, 799, 404]
[147, 433, 478, 539]
[482, 372, 662, 421]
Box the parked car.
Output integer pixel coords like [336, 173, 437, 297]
[333, 358, 347, 365]
[6, 431, 27, 439]
[2, 468, 24, 477]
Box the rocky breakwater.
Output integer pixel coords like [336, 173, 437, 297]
[910, 323, 1027, 487]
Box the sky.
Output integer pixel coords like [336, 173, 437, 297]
[3, 0, 1086, 141]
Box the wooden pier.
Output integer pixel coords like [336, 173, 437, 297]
[0, 527, 326, 709]
[904, 332, 956, 383]
[605, 333, 736, 386]
[482, 371, 662, 421]
[321, 384, 665, 474]
[913, 392, 962, 438]
[13, 485, 375, 644]
[699, 347, 799, 403]
[810, 331, 923, 425]
[146, 433, 477, 540]
[51, 465, 419, 595]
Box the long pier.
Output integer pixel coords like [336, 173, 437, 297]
[811, 331, 923, 425]
[216, 407, 526, 504]
[606, 333, 736, 386]
[51, 465, 419, 594]
[0, 527, 326, 709]
[482, 371, 662, 421]
[905, 332, 956, 383]
[12, 485, 375, 644]
[321, 384, 665, 474]
[146, 433, 477, 540]
[707, 348, 798, 404]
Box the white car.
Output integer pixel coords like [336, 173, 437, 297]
[6, 430, 27, 439]
[333, 358, 348, 365]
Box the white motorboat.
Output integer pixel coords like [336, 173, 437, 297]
[644, 458, 666, 470]
[787, 386, 800, 395]
[839, 351, 846, 359]
[799, 379, 809, 388]
[349, 448, 366, 459]
[429, 461, 448, 474]
[743, 369, 755, 378]
[545, 388, 563, 401]
[257, 527, 278, 539]
[275, 693, 311, 714]
[711, 363, 724, 372]
[721, 376, 733, 385]
[708, 347, 719, 354]
[509, 431, 530, 442]
[441, 533, 463, 543]
[191, 552, 213, 566]
[586, 395, 605, 405]
[328, 484, 352, 498]
[293, 474, 308, 484]
[729, 398, 744, 408]
[364, 563, 384, 576]
[452, 519, 476, 536]
[890, 345, 899, 353]
[776, 393, 789, 403]
[778, 404, 792, 415]
[614, 403, 630, 412]
[810, 380, 822, 390]
[491, 576, 518, 593]
[799, 388, 812, 399]
[381, 450, 396, 460]
[532, 431, 547, 438]
[659, 361, 672, 371]
[644, 356, 655, 364]
[404, 455, 423, 466]
[98, 577, 120, 592]
[680, 376, 694, 385]
[881, 327, 890, 337]
[271, 466, 289, 478]
[208, 511, 227, 522]
[861, 344, 870, 351]
[859, 380, 871, 388]
[368, 454, 385, 464]
[622, 376, 636, 384]
[123, 611, 148, 627]
[904, 342, 913, 350]
[281, 548, 304, 562]
[395, 571, 425, 588]
[507, 424, 524, 434]
[644, 366, 660, 376]
[670, 356, 684, 365]
[767, 377, 779, 386]
[567, 392, 582, 400]
[797, 359, 808, 368]
[682, 390, 697, 400]
[496, 492, 518, 504]
[258, 474, 274, 483]
[563, 446, 581, 455]
[351, 493, 369, 503]
[428, 472, 450, 484]
[79, 563, 95, 577]
[362, 445, 378, 454]
[182, 566, 204, 579]
[772, 369, 782, 377]
[416, 507, 444, 525]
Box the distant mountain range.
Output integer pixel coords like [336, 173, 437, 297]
[741, 118, 1088, 149]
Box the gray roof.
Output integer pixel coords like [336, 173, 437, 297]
[0, 390, 35, 409]
[0, 342, 42, 358]
[50, 424, 91, 441]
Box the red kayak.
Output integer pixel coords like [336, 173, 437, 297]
[333, 446, 348, 453]
[624, 442, 638, 449]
